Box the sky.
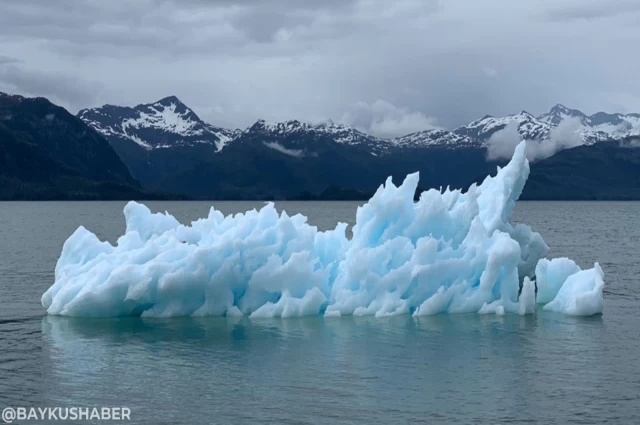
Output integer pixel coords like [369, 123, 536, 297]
[1, 0, 639, 137]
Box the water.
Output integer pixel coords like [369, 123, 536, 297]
[0, 201, 639, 424]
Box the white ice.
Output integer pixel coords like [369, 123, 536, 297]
[539, 260, 605, 316]
[41, 142, 605, 318]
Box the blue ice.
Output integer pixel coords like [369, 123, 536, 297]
[41, 142, 604, 318]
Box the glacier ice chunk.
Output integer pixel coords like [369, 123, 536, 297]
[543, 263, 605, 316]
[41, 142, 604, 318]
[535, 257, 582, 305]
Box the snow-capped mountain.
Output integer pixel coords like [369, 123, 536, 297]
[78, 96, 239, 152]
[79, 96, 640, 159]
[454, 111, 551, 145]
[538, 104, 587, 126]
[246, 119, 386, 146]
[449, 104, 640, 147]
[242, 119, 396, 155]
[243, 119, 485, 152]
[79, 97, 483, 154]
[537, 104, 640, 145]
[580, 112, 640, 144]
[392, 129, 478, 149]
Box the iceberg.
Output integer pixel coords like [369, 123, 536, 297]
[540, 260, 605, 316]
[41, 142, 605, 318]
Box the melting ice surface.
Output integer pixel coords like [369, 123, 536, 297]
[42, 143, 604, 318]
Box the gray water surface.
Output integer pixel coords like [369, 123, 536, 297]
[0, 201, 639, 424]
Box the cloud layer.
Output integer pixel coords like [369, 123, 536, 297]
[263, 141, 305, 157]
[341, 100, 439, 138]
[1, 0, 639, 132]
[487, 118, 584, 162]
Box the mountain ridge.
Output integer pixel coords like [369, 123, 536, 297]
[79, 97, 640, 155]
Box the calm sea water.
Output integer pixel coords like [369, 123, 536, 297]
[0, 201, 639, 424]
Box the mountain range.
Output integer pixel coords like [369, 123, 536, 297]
[1, 91, 639, 200]
[79, 97, 640, 154]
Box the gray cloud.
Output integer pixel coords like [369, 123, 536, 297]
[263, 142, 304, 157]
[0, 63, 103, 110]
[0, 0, 638, 132]
[0, 56, 20, 65]
[341, 100, 440, 138]
[487, 118, 584, 162]
[621, 139, 640, 148]
[543, 0, 640, 22]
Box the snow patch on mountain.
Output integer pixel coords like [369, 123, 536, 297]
[211, 129, 236, 152]
[248, 119, 388, 147]
[121, 101, 203, 137]
[125, 133, 152, 149]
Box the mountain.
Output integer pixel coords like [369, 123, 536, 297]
[0, 92, 183, 200]
[75, 95, 640, 200]
[160, 137, 492, 200]
[538, 104, 587, 126]
[245, 119, 395, 155]
[78, 96, 484, 159]
[391, 129, 478, 149]
[156, 118, 493, 199]
[80, 95, 640, 158]
[450, 104, 640, 147]
[78, 95, 239, 151]
[77, 96, 488, 193]
[454, 111, 551, 144]
[523, 139, 640, 200]
[77, 96, 242, 188]
[537, 104, 640, 145]
[1, 92, 136, 183]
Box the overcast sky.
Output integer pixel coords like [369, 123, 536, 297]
[1, 0, 639, 136]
